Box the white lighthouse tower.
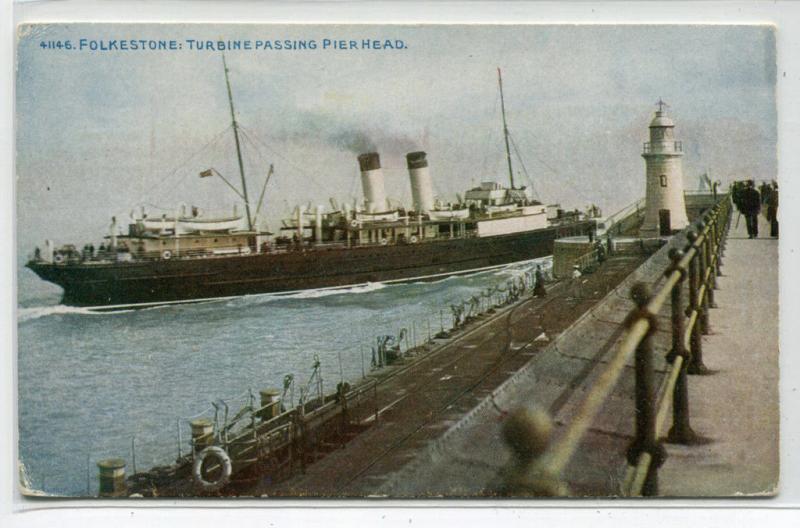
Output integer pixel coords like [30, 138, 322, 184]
[640, 100, 689, 237]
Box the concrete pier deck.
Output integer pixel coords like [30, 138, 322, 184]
[658, 212, 779, 496]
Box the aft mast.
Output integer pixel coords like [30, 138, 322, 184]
[222, 54, 254, 231]
[497, 67, 515, 190]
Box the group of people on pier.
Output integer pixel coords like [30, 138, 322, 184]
[731, 179, 779, 239]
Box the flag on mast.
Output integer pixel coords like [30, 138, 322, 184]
[199, 169, 213, 178]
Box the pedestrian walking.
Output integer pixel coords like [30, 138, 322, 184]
[766, 181, 779, 238]
[595, 241, 606, 263]
[532, 265, 547, 298]
[741, 180, 761, 239]
[569, 264, 583, 300]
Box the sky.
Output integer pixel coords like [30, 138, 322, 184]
[15, 23, 777, 249]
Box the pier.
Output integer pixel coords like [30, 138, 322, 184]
[658, 212, 778, 495]
[375, 197, 778, 497]
[107, 192, 778, 498]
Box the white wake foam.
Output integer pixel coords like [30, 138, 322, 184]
[222, 281, 390, 308]
[283, 281, 388, 299]
[17, 304, 134, 322]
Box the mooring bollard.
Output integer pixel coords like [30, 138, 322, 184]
[97, 458, 127, 497]
[190, 418, 215, 452]
[626, 282, 666, 496]
[259, 389, 282, 421]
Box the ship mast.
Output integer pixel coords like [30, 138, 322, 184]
[497, 67, 515, 190]
[222, 54, 254, 231]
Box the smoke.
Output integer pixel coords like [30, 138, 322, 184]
[272, 109, 421, 155]
[330, 129, 377, 153]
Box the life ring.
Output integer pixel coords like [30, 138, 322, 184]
[53, 254, 65, 264]
[380, 238, 389, 246]
[409, 235, 419, 244]
[350, 219, 360, 228]
[192, 446, 232, 493]
[162, 250, 172, 260]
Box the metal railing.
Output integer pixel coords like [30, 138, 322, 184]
[499, 196, 732, 496]
[601, 198, 646, 230]
[643, 141, 683, 154]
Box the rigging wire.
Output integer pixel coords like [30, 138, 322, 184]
[513, 128, 596, 205]
[237, 123, 335, 197]
[237, 128, 274, 197]
[508, 133, 539, 200]
[476, 89, 503, 186]
[140, 124, 234, 206]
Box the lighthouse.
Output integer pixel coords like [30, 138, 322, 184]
[639, 100, 689, 237]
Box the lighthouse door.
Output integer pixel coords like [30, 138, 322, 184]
[658, 209, 672, 236]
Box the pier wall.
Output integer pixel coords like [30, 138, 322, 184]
[378, 233, 684, 496]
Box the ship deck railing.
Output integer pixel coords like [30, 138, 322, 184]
[40, 231, 491, 265]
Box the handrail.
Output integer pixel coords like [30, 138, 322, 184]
[500, 195, 732, 496]
[603, 197, 646, 227]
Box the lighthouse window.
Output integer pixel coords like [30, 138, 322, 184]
[660, 175, 667, 187]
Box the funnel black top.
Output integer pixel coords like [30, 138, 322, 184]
[406, 151, 428, 169]
[358, 152, 381, 172]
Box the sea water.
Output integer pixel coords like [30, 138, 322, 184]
[16, 257, 551, 496]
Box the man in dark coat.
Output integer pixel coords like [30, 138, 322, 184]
[741, 180, 761, 239]
[766, 182, 779, 238]
[731, 181, 745, 213]
[532, 265, 547, 298]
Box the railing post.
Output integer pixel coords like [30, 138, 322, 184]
[696, 221, 712, 335]
[665, 249, 686, 360]
[718, 200, 728, 254]
[626, 283, 666, 496]
[666, 249, 687, 363]
[711, 211, 723, 277]
[665, 249, 700, 444]
[703, 217, 718, 309]
[686, 231, 710, 375]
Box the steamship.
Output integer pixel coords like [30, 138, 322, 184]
[26, 63, 596, 308]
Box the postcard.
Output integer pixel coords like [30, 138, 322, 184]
[15, 23, 778, 498]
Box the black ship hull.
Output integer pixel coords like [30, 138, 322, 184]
[27, 222, 594, 307]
